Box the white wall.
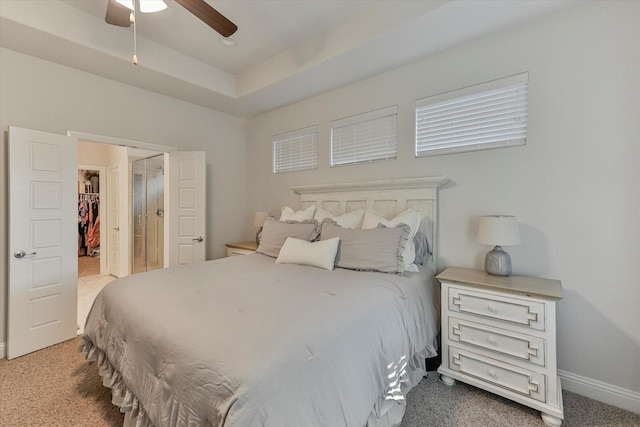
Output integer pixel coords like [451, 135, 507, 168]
[0, 48, 247, 347]
[247, 0, 640, 408]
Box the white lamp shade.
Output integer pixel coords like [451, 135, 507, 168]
[139, 0, 168, 13]
[117, 0, 168, 13]
[253, 211, 269, 227]
[477, 215, 521, 246]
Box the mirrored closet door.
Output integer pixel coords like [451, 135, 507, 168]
[132, 155, 165, 274]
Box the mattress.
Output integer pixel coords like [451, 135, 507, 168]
[81, 253, 440, 427]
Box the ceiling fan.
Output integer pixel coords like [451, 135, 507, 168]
[105, 0, 237, 38]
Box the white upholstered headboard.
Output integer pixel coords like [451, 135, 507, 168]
[291, 176, 449, 273]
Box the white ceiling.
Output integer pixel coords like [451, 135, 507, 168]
[0, 0, 579, 117]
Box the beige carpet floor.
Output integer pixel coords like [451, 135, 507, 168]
[0, 337, 123, 426]
[1, 337, 639, 427]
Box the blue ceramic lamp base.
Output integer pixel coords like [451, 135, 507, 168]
[485, 245, 512, 276]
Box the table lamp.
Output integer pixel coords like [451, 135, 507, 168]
[477, 215, 520, 276]
[254, 211, 269, 244]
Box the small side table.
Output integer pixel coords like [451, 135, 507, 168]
[436, 267, 564, 426]
[225, 241, 258, 256]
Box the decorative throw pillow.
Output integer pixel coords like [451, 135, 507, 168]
[320, 220, 410, 274]
[256, 219, 320, 258]
[280, 205, 316, 221]
[313, 208, 364, 229]
[361, 208, 421, 272]
[413, 232, 431, 266]
[275, 237, 340, 271]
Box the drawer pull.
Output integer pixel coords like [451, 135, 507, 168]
[452, 296, 461, 307]
[527, 346, 538, 358]
[452, 325, 461, 336]
[487, 336, 499, 347]
[487, 305, 498, 314]
[487, 369, 498, 380]
[528, 379, 539, 394]
[527, 310, 538, 323]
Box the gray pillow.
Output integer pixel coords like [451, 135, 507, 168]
[413, 232, 431, 265]
[256, 219, 320, 258]
[320, 220, 410, 275]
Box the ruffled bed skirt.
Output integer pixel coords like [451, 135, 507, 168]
[80, 335, 431, 427]
[79, 336, 152, 427]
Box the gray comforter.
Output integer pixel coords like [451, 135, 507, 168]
[81, 254, 440, 427]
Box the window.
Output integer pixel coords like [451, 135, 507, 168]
[415, 73, 528, 157]
[273, 125, 318, 173]
[330, 105, 397, 166]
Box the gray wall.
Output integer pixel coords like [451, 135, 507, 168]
[0, 47, 247, 347]
[247, 1, 640, 399]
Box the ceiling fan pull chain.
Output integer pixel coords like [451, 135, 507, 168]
[132, 0, 138, 65]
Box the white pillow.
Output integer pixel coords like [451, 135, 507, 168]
[361, 208, 421, 272]
[275, 237, 340, 271]
[280, 205, 316, 221]
[314, 208, 364, 229]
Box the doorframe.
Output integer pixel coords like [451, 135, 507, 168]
[67, 131, 177, 276]
[67, 131, 177, 153]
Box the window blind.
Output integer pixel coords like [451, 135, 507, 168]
[331, 105, 397, 166]
[273, 125, 318, 173]
[415, 73, 528, 157]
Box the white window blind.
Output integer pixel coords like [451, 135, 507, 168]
[331, 105, 397, 166]
[415, 73, 528, 157]
[273, 125, 318, 173]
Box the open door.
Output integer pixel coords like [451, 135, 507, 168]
[8, 127, 78, 359]
[167, 151, 206, 266]
[106, 164, 121, 277]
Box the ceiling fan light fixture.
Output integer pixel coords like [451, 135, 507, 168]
[139, 0, 168, 13]
[115, 0, 134, 10]
[220, 36, 238, 47]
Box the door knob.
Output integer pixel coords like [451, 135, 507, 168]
[192, 236, 203, 242]
[113, 227, 120, 231]
[14, 250, 37, 258]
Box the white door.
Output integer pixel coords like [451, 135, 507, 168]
[167, 151, 206, 266]
[8, 127, 78, 359]
[107, 164, 121, 277]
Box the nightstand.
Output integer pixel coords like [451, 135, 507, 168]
[225, 241, 258, 256]
[436, 267, 564, 426]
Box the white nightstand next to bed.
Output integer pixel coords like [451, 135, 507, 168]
[436, 267, 564, 426]
[225, 241, 258, 256]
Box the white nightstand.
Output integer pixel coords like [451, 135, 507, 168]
[225, 241, 258, 256]
[436, 267, 564, 426]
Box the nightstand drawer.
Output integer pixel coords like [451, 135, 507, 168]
[449, 286, 545, 331]
[225, 241, 258, 257]
[449, 317, 545, 366]
[227, 248, 255, 256]
[449, 346, 546, 402]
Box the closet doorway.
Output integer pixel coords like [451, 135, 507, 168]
[132, 155, 165, 274]
[77, 166, 104, 277]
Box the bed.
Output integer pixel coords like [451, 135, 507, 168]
[81, 177, 448, 427]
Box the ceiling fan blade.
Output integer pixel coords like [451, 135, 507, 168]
[175, 0, 237, 37]
[105, 0, 132, 27]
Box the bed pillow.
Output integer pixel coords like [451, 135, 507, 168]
[313, 208, 364, 229]
[280, 205, 316, 221]
[275, 237, 340, 271]
[256, 219, 320, 258]
[361, 208, 421, 272]
[320, 221, 410, 274]
[413, 232, 431, 266]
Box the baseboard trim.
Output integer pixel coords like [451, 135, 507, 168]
[559, 369, 640, 414]
[0, 341, 6, 359]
